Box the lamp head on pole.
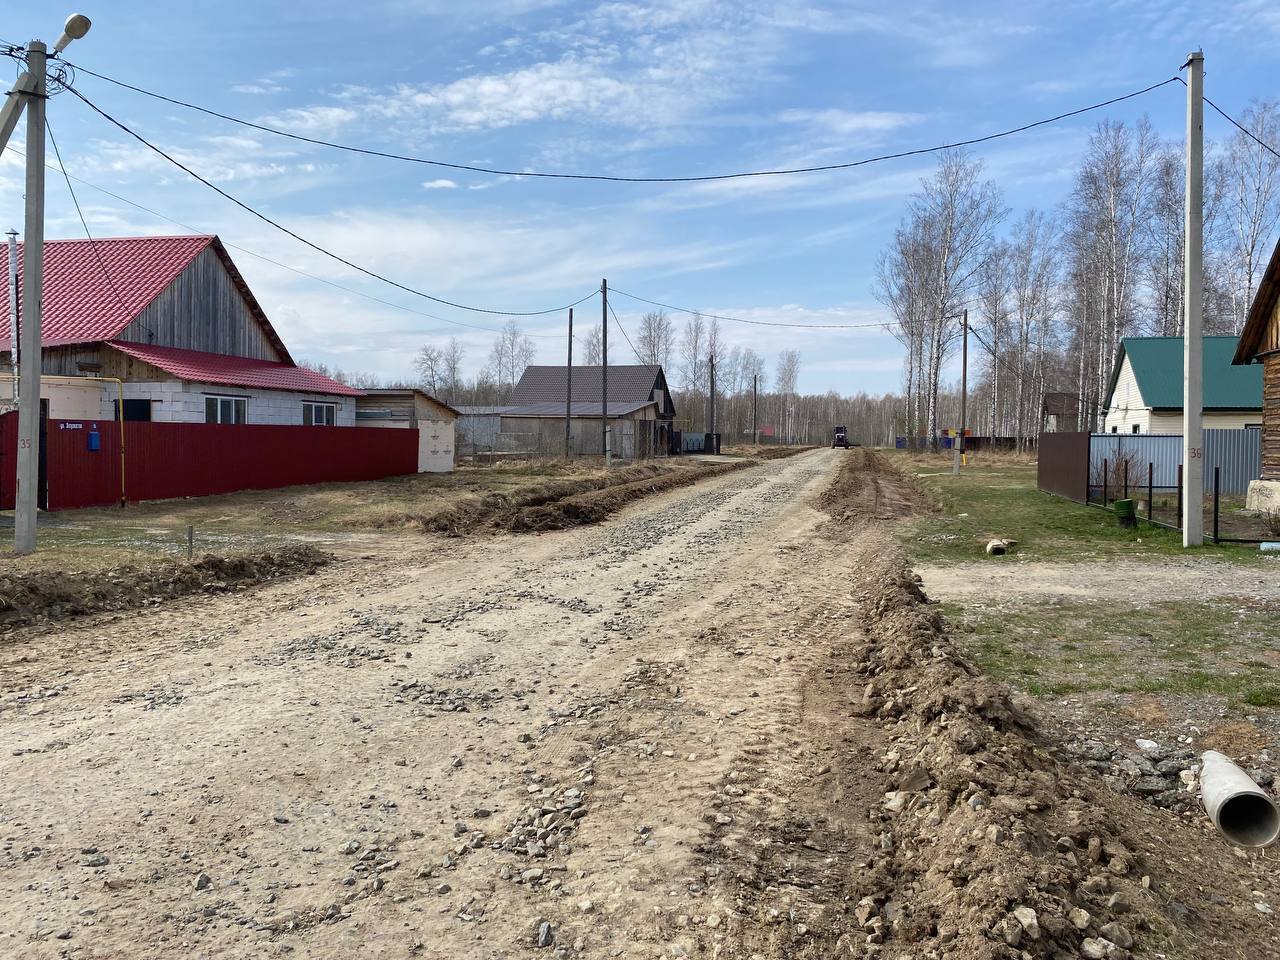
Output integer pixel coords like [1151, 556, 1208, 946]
[53, 14, 91, 54]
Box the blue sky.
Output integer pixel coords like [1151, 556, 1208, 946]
[1, 1, 1276, 393]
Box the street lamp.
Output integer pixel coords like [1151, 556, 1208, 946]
[54, 14, 92, 54]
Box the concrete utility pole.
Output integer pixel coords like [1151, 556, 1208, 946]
[14, 40, 48, 555]
[6, 230, 18, 401]
[1182, 50, 1204, 547]
[953, 308, 968, 476]
[0, 17, 92, 555]
[564, 307, 573, 459]
[600, 279, 610, 467]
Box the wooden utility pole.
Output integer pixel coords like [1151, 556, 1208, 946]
[708, 353, 716, 438]
[601, 279, 610, 467]
[564, 307, 573, 459]
[953, 308, 968, 475]
[1182, 50, 1205, 546]
[752, 373, 758, 443]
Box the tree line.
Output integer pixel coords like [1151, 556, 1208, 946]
[877, 100, 1280, 450]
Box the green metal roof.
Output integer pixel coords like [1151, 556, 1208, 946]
[1108, 336, 1263, 411]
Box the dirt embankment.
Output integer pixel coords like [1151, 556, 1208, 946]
[717, 448, 1278, 960]
[426, 451, 809, 535]
[0, 545, 330, 632]
[818, 448, 934, 522]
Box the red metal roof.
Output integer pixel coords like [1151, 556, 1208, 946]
[106, 341, 363, 397]
[0, 235, 215, 349]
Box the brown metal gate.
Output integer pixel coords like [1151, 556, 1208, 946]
[1037, 432, 1090, 503]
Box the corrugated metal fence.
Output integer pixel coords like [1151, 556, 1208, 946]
[1088, 429, 1262, 495]
[0, 413, 420, 511]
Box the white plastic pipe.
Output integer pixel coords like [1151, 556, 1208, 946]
[1200, 750, 1280, 847]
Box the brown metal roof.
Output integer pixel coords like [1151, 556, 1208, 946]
[1236, 236, 1280, 363]
[511, 364, 667, 407]
[501, 401, 655, 417]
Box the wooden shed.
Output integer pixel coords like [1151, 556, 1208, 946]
[355, 389, 459, 472]
[1234, 238, 1280, 510]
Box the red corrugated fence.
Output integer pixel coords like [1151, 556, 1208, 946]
[0, 412, 419, 511]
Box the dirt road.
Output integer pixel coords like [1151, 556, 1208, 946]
[3, 449, 1277, 960]
[1, 450, 853, 959]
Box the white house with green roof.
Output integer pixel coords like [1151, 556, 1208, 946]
[1102, 336, 1264, 434]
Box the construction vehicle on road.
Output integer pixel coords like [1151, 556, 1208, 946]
[832, 425, 851, 448]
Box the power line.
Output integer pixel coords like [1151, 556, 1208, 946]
[1175, 77, 1280, 161]
[609, 287, 893, 330]
[58, 60, 1181, 183]
[45, 117, 150, 335]
[3, 142, 572, 339]
[61, 82, 600, 320]
[606, 299, 642, 363]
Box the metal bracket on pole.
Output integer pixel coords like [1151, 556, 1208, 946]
[0, 72, 36, 158]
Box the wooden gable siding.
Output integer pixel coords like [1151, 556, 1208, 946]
[116, 246, 282, 361]
[37, 344, 104, 377]
[1265, 355, 1280, 481]
[357, 392, 416, 422]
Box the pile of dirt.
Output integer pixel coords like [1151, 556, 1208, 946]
[756, 450, 1280, 959]
[424, 449, 812, 536]
[506, 460, 753, 531]
[0, 545, 330, 630]
[819, 448, 934, 523]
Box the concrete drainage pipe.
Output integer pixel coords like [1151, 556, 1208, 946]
[1200, 750, 1280, 847]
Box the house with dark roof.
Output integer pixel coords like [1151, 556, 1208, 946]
[1233, 238, 1280, 510]
[0, 235, 360, 425]
[472, 364, 676, 458]
[1102, 336, 1263, 434]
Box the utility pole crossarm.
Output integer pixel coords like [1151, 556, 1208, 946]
[0, 72, 36, 158]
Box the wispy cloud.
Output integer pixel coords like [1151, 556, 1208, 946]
[421, 178, 459, 189]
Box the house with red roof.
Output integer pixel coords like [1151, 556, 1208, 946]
[0, 234, 361, 425]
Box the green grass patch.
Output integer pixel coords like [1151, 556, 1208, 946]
[944, 598, 1280, 708]
[895, 453, 1264, 565]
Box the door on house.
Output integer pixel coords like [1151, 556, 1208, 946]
[37, 399, 48, 510]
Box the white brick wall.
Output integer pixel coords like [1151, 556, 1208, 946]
[99, 380, 357, 426]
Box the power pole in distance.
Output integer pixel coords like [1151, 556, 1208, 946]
[564, 307, 573, 459]
[953, 308, 968, 476]
[1182, 50, 1205, 547]
[600, 279, 610, 467]
[708, 353, 716, 439]
[752, 373, 758, 443]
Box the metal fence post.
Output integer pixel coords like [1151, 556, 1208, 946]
[1102, 458, 1109, 506]
[1122, 459, 1129, 501]
[1212, 466, 1220, 543]
[1147, 462, 1154, 523]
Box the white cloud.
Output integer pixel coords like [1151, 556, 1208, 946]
[421, 178, 459, 189]
[777, 109, 924, 137]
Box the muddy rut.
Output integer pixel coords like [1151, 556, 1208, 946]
[1, 449, 1276, 960]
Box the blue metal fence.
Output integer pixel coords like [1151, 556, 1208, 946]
[1088, 429, 1261, 495]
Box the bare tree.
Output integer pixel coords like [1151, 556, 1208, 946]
[1218, 99, 1280, 329]
[904, 148, 1006, 447]
[635, 311, 675, 368]
[488, 320, 536, 400]
[442, 337, 464, 402]
[775, 349, 800, 442]
[581, 325, 604, 366]
[414, 343, 445, 393]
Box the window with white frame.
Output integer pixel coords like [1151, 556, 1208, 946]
[205, 395, 247, 424]
[303, 401, 337, 426]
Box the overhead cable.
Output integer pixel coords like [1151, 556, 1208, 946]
[62, 82, 600, 320]
[59, 60, 1181, 183]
